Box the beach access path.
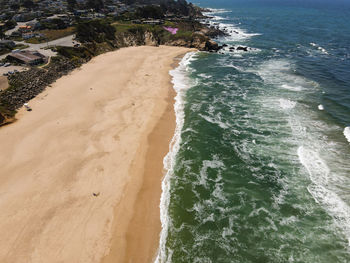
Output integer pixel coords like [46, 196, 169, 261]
[0, 46, 192, 263]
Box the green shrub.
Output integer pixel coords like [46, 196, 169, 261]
[56, 46, 94, 60]
[76, 20, 116, 43]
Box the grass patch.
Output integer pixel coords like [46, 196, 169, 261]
[15, 44, 29, 49]
[25, 38, 42, 44]
[25, 27, 75, 43]
[0, 44, 29, 55]
[0, 48, 11, 56]
[112, 22, 165, 33]
[56, 46, 94, 61]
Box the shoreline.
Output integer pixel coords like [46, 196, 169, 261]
[102, 53, 187, 263]
[0, 46, 192, 263]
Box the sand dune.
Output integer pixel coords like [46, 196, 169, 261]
[0, 46, 191, 263]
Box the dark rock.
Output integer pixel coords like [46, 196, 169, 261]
[236, 46, 249, 51]
[205, 40, 220, 51]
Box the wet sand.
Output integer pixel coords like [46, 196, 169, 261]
[0, 46, 191, 263]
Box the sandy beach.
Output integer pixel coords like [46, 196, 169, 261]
[0, 76, 8, 91]
[0, 46, 191, 263]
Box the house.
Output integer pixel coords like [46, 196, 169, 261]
[0, 40, 16, 48]
[22, 32, 36, 39]
[18, 25, 32, 33]
[6, 50, 47, 65]
[142, 20, 162, 25]
[13, 13, 34, 22]
[74, 10, 89, 16]
[26, 21, 41, 30]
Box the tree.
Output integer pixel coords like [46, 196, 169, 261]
[10, 3, 20, 10]
[135, 5, 164, 19]
[86, 0, 104, 12]
[22, 0, 35, 9]
[4, 20, 17, 31]
[76, 20, 116, 43]
[67, 0, 77, 11]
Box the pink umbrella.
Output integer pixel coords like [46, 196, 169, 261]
[163, 27, 178, 35]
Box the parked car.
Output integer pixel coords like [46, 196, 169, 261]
[0, 63, 4, 66]
[3, 73, 8, 76]
[4, 63, 11, 67]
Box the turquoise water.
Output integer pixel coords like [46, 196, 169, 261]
[158, 1, 350, 262]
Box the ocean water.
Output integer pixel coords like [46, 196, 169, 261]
[157, 0, 350, 262]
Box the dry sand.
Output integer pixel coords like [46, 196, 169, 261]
[0, 46, 192, 263]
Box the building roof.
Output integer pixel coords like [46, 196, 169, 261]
[8, 51, 44, 63]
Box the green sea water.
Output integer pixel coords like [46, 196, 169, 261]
[157, 1, 350, 262]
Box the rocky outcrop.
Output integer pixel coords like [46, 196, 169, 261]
[144, 31, 159, 46]
[205, 39, 220, 51]
[200, 26, 227, 39]
[191, 33, 207, 50]
[236, 46, 249, 51]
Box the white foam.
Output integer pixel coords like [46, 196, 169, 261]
[344, 127, 350, 144]
[198, 73, 211, 79]
[307, 184, 350, 246]
[255, 59, 319, 91]
[205, 8, 232, 14]
[318, 104, 324, 110]
[310, 42, 329, 55]
[281, 84, 303, 92]
[297, 146, 329, 185]
[279, 216, 298, 226]
[203, 9, 261, 42]
[219, 45, 261, 55]
[199, 113, 229, 129]
[298, 146, 350, 244]
[199, 158, 225, 188]
[279, 98, 296, 110]
[156, 52, 197, 263]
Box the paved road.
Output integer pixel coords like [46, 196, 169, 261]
[0, 35, 78, 75]
[4, 22, 28, 36]
[0, 65, 27, 76]
[0, 35, 77, 60]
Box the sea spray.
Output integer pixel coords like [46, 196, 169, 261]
[156, 52, 197, 263]
[202, 8, 261, 42]
[344, 127, 350, 145]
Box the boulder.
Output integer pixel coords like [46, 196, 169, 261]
[205, 40, 220, 51]
[236, 46, 249, 52]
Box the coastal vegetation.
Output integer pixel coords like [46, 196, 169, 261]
[76, 20, 116, 43]
[25, 27, 76, 44]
